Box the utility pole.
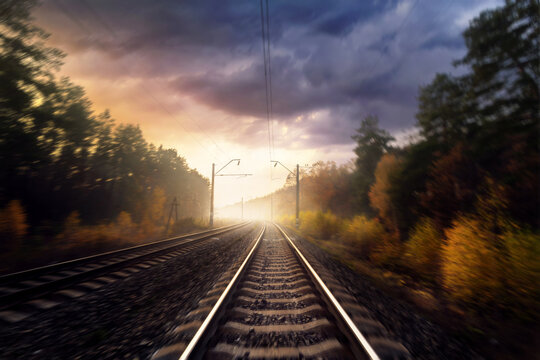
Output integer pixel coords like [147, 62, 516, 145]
[270, 193, 274, 221]
[210, 163, 215, 227]
[271, 160, 300, 229]
[296, 164, 300, 229]
[209, 159, 251, 227]
[165, 196, 178, 234]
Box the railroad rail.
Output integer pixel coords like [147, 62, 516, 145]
[153, 223, 410, 359]
[0, 222, 252, 322]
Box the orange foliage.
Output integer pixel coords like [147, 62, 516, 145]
[0, 200, 28, 252]
[369, 154, 401, 232]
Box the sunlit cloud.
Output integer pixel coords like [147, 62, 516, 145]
[32, 0, 503, 206]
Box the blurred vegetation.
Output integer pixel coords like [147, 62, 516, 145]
[0, 0, 210, 271]
[277, 1, 539, 348]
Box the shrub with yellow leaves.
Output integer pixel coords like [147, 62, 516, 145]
[404, 217, 442, 281]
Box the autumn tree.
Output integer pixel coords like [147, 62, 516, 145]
[352, 116, 394, 214]
[301, 161, 353, 216]
[419, 144, 479, 230]
[369, 154, 402, 234]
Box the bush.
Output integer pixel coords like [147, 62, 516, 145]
[300, 211, 343, 240]
[341, 215, 386, 259]
[442, 178, 540, 316]
[169, 217, 207, 235]
[0, 200, 28, 252]
[442, 215, 504, 306]
[404, 217, 442, 280]
[442, 213, 540, 318]
[369, 231, 402, 267]
[503, 227, 540, 318]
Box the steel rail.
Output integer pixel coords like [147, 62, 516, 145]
[1, 222, 249, 284]
[178, 225, 266, 360]
[0, 222, 252, 309]
[276, 223, 381, 360]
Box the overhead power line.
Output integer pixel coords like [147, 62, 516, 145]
[265, 0, 275, 156]
[259, 0, 273, 162]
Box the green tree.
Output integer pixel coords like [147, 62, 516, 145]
[0, 0, 211, 236]
[416, 74, 476, 145]
[351, 115, 394, 214]
[457, 0, 539, 126]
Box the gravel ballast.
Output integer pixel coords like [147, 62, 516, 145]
[0, 225, 260, 360]
[286, 228, 482, 360]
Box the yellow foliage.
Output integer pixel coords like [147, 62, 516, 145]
[404, 217, 442, 280]
[503, 228, 540, 315]
[0, 200, 28, 251]
[299, 211, 343, 239]
[341, 215, 386, 259]
[116, 211, 133, 229]
[442, 178, 540, 316]
[442, 215, 504, 304]
[112, 211, 137, 239]
[140, 187, 167, 236]
[278, 214, 296, 228]
[443, 212, 540, 317]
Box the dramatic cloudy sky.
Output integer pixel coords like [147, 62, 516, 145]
[33, 0, 501, 208]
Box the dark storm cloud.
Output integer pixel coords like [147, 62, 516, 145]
[34, 0, 502, 146]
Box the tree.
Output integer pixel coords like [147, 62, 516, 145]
[0, 0, 63, 207]
[419, 144, 479, 230]
[416, 74, 476, 145]
[456, 0, 539, 126]
[369, 154, 402, 233]
[351, 115, 394, 214]
[301, 161, 353, 215]
[0, 1, 211, 236]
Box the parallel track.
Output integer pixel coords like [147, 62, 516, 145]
[0, 222, 251, 321]
[154, 223, 410, 360]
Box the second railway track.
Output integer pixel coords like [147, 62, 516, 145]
[0, 222, 252, 322]
[154, 223, 410, 360]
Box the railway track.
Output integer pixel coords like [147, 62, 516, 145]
[0, 222, 252, 323]
[153, 223, 410, 360]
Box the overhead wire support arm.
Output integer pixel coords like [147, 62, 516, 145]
[215, 174, 253, 177]
[210, 159, 251, 227]
[271, 160, 294, 175]
[215, 159, 241, 175]
[271, 161, 300, 229]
